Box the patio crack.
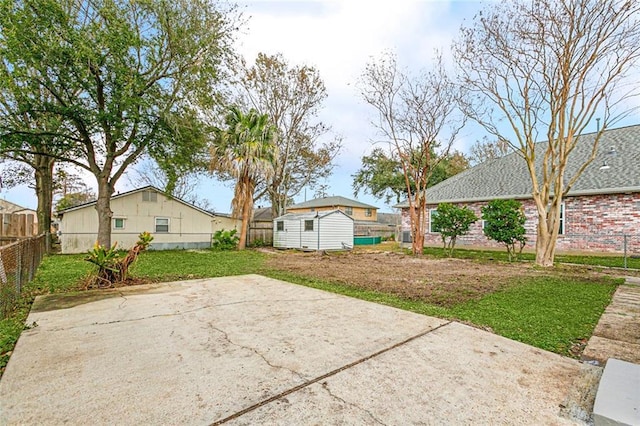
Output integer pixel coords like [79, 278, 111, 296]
[320, 381, 387, 425]
[47, 298, 339, 331]
[208, 323, 308, 382]
[211, 320, 453, 425]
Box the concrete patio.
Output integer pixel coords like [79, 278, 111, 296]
[0, 275, 589, 424]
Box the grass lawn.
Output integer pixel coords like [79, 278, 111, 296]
[421, 245, 640, 269]
[0, 247, 620, 375]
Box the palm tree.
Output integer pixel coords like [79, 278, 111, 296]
[211, 106, 277, 249]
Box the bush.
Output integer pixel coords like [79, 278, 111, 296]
[482, 199, 526, 261]
[431, 203, 478, 256]
[247, 238, 270, 248]
[85, 232, 153, 287]
[212, 229, 239, 250]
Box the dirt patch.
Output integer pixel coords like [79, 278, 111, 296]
[266, 250, 551, 306]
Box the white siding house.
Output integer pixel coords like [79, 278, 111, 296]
[273, 210, 354, 251]
[57, 186, 238, 253]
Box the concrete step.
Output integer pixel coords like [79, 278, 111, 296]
[593, 358, 640, 426]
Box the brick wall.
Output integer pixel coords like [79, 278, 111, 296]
[400, 192, 640, 254]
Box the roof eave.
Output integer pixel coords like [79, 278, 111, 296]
[394, 186, 640, 208]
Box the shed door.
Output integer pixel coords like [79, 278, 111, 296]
[274, 220, 286, 247]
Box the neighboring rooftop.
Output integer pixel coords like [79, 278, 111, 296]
[56, 185, 223, 218]
[0, 199, 32, 214]
[253, 206, 274, 222]
[288, 195, 377, 210]
[275, 209, 354, 221]
[396, 124, 640, 207]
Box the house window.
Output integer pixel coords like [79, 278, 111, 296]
[546, 202, 565, 235]
[155, 217, 169, 233]
[310, 208, 315, 212]
[429, 209, 440, 233]
[113, 218, 125, 230]
[276, 221, 284, 231]
[345, 207, 353, 215]
[365, 208, 372, 217]
[304, 220, 314, 231]
[142, 190, 157, 202]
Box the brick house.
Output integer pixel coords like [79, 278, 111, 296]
[395, 125, 640, 253]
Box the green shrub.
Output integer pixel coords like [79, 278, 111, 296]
[212, 229, 239, 250]
[482, 199, 526, 261]
[248, 238, 270, 248]
[432, 203, 478, 256]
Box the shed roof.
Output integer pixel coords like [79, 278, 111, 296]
[288, 195, 377, 210]
[395, 124, 640, 207]
[274, 209, 354, 222]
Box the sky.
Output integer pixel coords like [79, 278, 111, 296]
[2, 0, 638, 214]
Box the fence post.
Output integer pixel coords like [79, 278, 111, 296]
[16, 244, 22, 293]
[45, 231, 51, 254]
[29, 239, 36, 281]
[623, 234, 628, 269]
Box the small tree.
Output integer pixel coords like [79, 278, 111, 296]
[482, 200, 527, 261]
[432, 203, 477, 257]
[359, 52, 465, 255]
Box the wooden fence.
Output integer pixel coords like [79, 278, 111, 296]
[0, 213, 37, 246]
[247, 221, 274, 246]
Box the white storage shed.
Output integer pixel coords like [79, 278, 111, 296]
[273, 210, 354, 251]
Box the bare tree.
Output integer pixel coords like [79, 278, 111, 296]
[314, 183, 330, 199]
[468, 136, 511, 166]
[233, 53, 341, 217]
[455, 0, 640, 266]
[127, 158, 211, 210]
[359, 52, 465, 255]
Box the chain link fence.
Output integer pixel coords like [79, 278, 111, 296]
[402, 229, 640, 268]
[554, 233, 640, 269]
[0, 234, 46, 318]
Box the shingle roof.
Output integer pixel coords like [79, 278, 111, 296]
[288, 195, 377, 210]
[274, 209, 354, 221]
[56, 185, 222, 218]
[252, 207, 274, 221]
[395, 124, 640, 207]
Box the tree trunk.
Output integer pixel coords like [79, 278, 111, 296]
[238, 180, 254, 250]
[535, 229, 555, 267]
[534, 205, 560, 267]
[409, 199, 426, 255]
[269, 188, 286, 219]
[95, 178, 114, 248]
[34, 154, 55, 252]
